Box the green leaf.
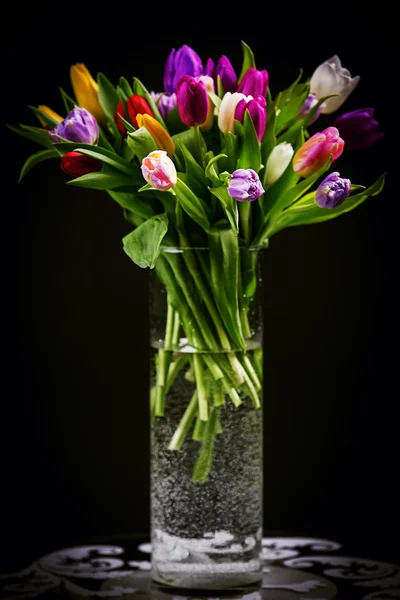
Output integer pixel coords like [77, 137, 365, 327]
[207, 90, 221, 111]
[178, 140, 208, 186]
[59, 87, 76, 113]
[236, 111, 262, 172]
[269, 173, 386, 235]
[174, 177, 211, 232]
[165, 105, 187, 135]
[274, 72, 310, 134]
[7, 123, 54, 148]
[122, 213, 169, 269]
[108, 190, 155, 221]
[53, 142, 141, 179]
[97, 72, 119, 134]
[126, 126, 157, 162]
[116, 113, 135, 134]
[205, 153, 228, 186]
[238, 40, 256, 83]
[208, 223, 245, 350]
[260, 104, 277, 186]
[67, 172, 137, 190]
[28, 106, 61, 128]
[18, 148, 59, 182]
[133, 77, 166, 128]
[172, 127, 206, 166]
[209, 186, 238, 234]
[119, 76, 133, 98]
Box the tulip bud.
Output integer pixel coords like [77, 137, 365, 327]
[136, 114, 175, 157]
[197, 75, 215, 132]
[332, 108, 384, 151]
[141, 150, 177, 191]
[264, 142, 294, 186]
[314, 171, 351, 208]
[297, 93, 323, 125]
[150, 92, 177, 119]
[214, 55, 238, 93]
[238, 67, 269, 98]
[310, 55, 360, 114]
[218, 92, 249, 135]
[227, 168, 265, 202]
[37, 105, 63, 127]
[114, 100, 128, 137]
[163, 45, 203, 95]
[70, 63, 107, 124]
[49, 107, 99, 144]
[176, 75, 209, 127]
[293, 127, 344, 177]
[127, 95, 154, 129]
[234, 95, 267, 142]
[60, 151, 102, 177]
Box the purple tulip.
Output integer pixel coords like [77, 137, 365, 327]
[298, 93, 323, 125]
[49, 106, 99, 144]
[204, 58, 215, 77]
[234, 95, 267, 142]
[238, 67, 269, 98]
[214, 55, 238, 93]
[332, 108, 384, 151]
[176, 75, 209, 127]
[227, 168, 265, 202]
[163, 44, 203, 95]
[150, 91, 177, 119]
[314, 171, 351, 209]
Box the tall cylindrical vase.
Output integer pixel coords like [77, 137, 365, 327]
[149, 245, 264, 591]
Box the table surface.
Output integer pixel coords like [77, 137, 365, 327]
[1, 534, 399, 599]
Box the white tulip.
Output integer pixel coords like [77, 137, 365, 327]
[264, 142, 294, 186]
[218, 92, 252, 134]
[310, 55, 360, 115]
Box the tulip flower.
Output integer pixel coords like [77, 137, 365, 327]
[314, 171, 351, 208]
[70, 63, 107, 124]
[114, 100, 129, 137]
[264, 142, 294, 186]
[176, 75, 209, 127]
[218, 92, 250, 135]
[310, 55, 360, 115]
[204, 58, 215, 77]
[141, 150, 177, 191]
[293, 126, 344, 178]
[332, 108, 384, 151]
[214, 55, 238, 93]
[163, 44, 203, 95]
[238, 67, 269, 98]
[127, 95, 154, 129]
[234, 95, 267, 142]
[197, 75, 215, 132]
[60, 151, 102, 177]
[227, 168, 265, 202]
[136, 113, 175, 157]
[49, 107, 99, 144]
[297, 93, 323, 125]
[37, 105, 63, 127]
[150, 92, 177, 119]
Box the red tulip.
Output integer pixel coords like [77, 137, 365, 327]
[61, 151, 102, 177]
[114, 96, 155, 136]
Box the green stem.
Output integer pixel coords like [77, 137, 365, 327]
[192, 409, 218, 483]
[239, 201, 251, 244]
[242, 354, 262, 392]
[155, 300, 175, 416]
[193, 354, 208, 421]
[168, 390, 198, 451]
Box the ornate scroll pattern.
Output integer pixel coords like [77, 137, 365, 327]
[0, 537, 399, 599]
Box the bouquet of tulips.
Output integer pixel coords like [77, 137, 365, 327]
[9, 41, 385, 482]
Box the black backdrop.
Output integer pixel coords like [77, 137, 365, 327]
[2, 0, 398, 573]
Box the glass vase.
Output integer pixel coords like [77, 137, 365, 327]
[149, 245, 264, 591]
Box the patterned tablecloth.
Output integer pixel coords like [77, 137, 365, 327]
[1, 536, 399, 599]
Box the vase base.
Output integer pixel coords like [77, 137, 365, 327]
[151, 560, 262, 591]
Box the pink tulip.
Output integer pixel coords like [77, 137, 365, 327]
[293, 127, 344, 177]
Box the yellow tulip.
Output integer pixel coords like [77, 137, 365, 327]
[136, 113, 175, 157]
[70, 63, 107, 124]
[37, 105, 63, 127]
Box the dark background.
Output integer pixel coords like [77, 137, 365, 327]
[2, 0, 398, 573]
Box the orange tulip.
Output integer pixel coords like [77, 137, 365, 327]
[136, 113, 175, 157]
